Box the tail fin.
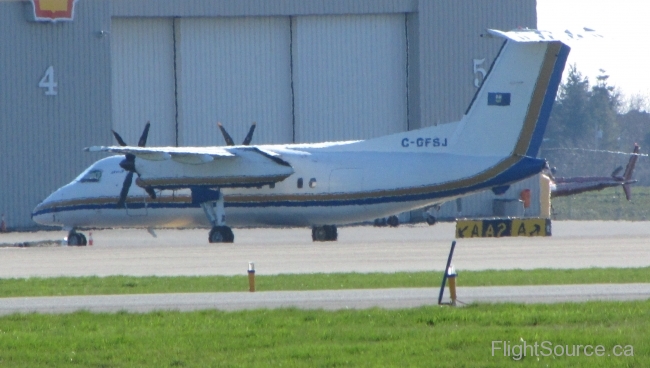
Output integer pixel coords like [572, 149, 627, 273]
[451, 29, 570, 157]
[622, 143, 640, 200]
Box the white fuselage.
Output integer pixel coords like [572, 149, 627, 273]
[32, 142, 533, 229]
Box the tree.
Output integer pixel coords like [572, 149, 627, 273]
[545, 65, 591, 148]
[588, 71, 622, 151]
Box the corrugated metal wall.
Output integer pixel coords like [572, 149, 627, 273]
[0, 0, 112, 230]
[111, 18, 176, 146]
[292, 14, 407, 142]
[419, 0, 536, 126]
[176, 17, 293, 146]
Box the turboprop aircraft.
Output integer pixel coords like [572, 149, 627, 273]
[550, 144, 640, 200]
[32, 28, 571, 245]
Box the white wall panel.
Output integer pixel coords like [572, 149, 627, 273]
[177, 17, 293, 146]
[293, 14, 407, 143]
[111, 18, 176, 146]
[434, 175, 542, 219]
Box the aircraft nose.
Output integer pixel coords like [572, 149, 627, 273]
[31, 200, 47, 224]
[32, 194, 57, 226]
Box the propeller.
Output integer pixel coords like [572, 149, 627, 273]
[217, 122, 256, 146]
[113, 122, 156, 208]
[242, 122, 256, 145]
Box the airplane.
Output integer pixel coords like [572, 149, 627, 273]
[549, 144, 640, 200]
[31, 28, 571, 245]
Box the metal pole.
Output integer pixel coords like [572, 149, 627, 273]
[248, 262, 255, 292]
[438, 240, 456, 305]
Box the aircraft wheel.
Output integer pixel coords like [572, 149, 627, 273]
[312, 226, 327, 241]
[387, 215, 399, 227]
[312, 225, 337, 241]
[209, 226, 234, 243]
[426, 215, 437, 226]
[324, 225, 338, 241]
[67, 231, 86, 246]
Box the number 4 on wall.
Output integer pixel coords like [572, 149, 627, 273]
[39, 66, 58, 96]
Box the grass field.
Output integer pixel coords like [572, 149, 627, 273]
[552, 186, 650, 220]
[0, 301, 648, 367]
[1, 267, 650, 298]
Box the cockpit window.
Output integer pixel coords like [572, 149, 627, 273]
[79, 169, 102, 183]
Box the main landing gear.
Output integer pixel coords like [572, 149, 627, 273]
[209, 226, 234, 243]
[312, 225, 338, 242]
[67, 230, 87, 246]
[373, 215, 400, 227]
[200, 190, 234, 243]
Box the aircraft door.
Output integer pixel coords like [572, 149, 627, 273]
[125, 197, 148, 216]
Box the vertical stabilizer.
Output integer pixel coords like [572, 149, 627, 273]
[451, 30, 570, 158]
[622, 143, 640, 200]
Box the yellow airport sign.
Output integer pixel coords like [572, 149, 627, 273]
[456, 218, 551, 238]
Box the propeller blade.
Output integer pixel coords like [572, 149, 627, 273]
[611, 166, 623, 178]
[117, 171, 134, 208]
[112, 130, 128, 147]
[138, 122, 151, 147]
[242, 122, 257, 145]
[217, 122, 235, 146]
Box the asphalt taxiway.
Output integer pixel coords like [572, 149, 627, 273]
[1, 221, 649, 312]
[1, 284, 649, 315]
[1, 221, 649, 278]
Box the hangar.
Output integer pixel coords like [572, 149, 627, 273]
[0, 0, 536, 229]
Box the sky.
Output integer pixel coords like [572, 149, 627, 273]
[537, 0, 649, 104]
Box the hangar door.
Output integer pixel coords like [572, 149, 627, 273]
[292, 15, 408, 143]
[111, 18, 177, 146]
[176, 17, 293, 146]
[111, 15, 407, 147]
[111, 17, 293, 147]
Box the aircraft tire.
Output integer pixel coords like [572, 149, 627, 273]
[324, 225, 338, 241]
[67, 232, 87, 246]
[312, 225, 337, 241]
[426, 215, 437, 226]
[209, 226, 234, 243]
[312, 226, 327, 242]
[387, 215, 399, 227]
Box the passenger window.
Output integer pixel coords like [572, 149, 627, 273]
[79, 170, 102, 183]
[297, 178, 303, 189]
[309, 178, 317, 188]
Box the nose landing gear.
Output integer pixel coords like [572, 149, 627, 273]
[67, 230, 87, 246]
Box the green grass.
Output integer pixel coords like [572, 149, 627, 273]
[2, 267, 650, 298]
[0, 301, 648, 367]
[552, 186, 650, 220]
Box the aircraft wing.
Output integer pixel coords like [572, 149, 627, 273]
[86, 145, 294, 189]
[86, 145, 236, 161]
